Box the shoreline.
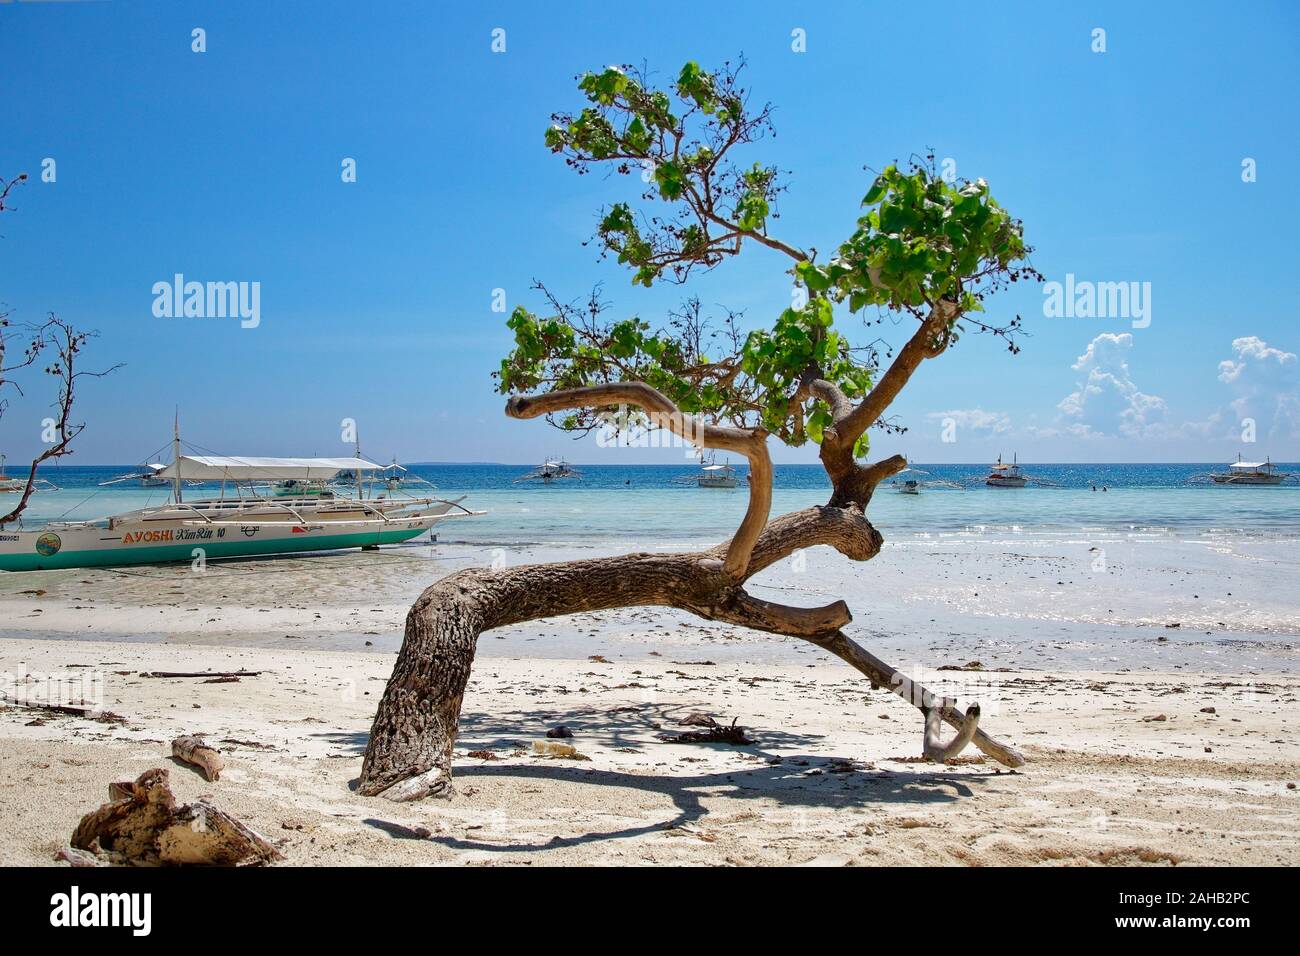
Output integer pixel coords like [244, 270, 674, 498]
[1, 535, 1295, 674]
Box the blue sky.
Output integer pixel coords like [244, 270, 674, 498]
[1, 0, 1297, 465]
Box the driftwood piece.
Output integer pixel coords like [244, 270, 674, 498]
[141, 670, 261, 679]
[659, 714, 753, 745]
[107, 779, 137, 800]
[171, 735, 225, 781]
[531, 740, 590, 760]
[0, 694, 125, 723]
[70, 768, 281, 866]
[922, 700, 981, 762]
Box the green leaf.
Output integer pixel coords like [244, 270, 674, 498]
[654, 161, 685, 200]
[796, 261, 831, 292]
[863, 175, 888, 205]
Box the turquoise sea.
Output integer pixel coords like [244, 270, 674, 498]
[7, 462, 1300, 544]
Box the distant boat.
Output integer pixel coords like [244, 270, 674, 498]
[889, 467, 962, 495]
[677, 454, 739, 489]
[377, 459, 408, 491]
[0, 454, 59, 494]
[100, 461, 181, 488]
[985, 454, 1028, 488]
[262, 478, 336, 497]
[1197, 455, 1293, 486]
[515, 459, 581, 484]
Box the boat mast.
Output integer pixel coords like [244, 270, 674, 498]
[172, 409, 183, 504]
[355, 432, 364, 500]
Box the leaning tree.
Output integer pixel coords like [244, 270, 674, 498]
[359, 60, 1039, 800]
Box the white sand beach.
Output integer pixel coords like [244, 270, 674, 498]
[1, 531, 1297, 866]
[0, 538, 1294, 868]
[0, 639, 1295, 866]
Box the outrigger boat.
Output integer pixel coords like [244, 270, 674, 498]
[0, 455, 60, 494]
[376, 459, 408, 491]
[981, 454, 1060, 488]
[100, 461, 197, 489]
[985, 454, 1028, 488]
[0, 430, 482, 571]
[515, 459, 581, 484]
[889, 467, 963, 495]
[267, 463, 415, 495]
[259, 478, 335, 497]
[1193, 455, 1294, 486]
[675, 453, 740, 489]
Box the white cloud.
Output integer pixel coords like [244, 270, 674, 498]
[1212, 336, 1300, 442]
[1057, 332, 1167, 438]
[925, 408, 1012, 435]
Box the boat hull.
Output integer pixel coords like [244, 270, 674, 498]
[0, 520, 433, 572]
[986, 477, 1027, 487]
[1211, 475, 1284, 485]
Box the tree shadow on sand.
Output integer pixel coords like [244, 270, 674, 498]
[320, 699, 1005, 855]
[419, 761, 990, 855]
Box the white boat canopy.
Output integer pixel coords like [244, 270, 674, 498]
[1230, 461, 1268, 469]
[156, 455, 385, 481]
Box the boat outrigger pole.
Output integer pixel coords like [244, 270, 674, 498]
[355, 433, 364, 500]
[173, 409, 183, 504]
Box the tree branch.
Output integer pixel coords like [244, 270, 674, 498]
[859, 454, 908, 488]
[712, 590, 851, 637]
[0, 317, 118, 526]
[721, 503, 884, 577]
[809, 630, 1025, 767]
[506, 382, 771, 580]
[831, 300, 958, 447]
[806, 376, 853, 420]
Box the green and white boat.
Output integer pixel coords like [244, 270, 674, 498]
[0, 450, 481, 572]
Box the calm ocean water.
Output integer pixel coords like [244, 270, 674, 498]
[7, 462, 1300, 544]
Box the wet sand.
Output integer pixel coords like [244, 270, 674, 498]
[2, 534, 1296, 673]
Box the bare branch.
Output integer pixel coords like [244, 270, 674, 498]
[0, 316, 120, 526]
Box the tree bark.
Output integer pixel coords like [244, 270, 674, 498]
[359, 506, 1024, 801]
[361, 376, 1025, 801]
[359, 551, 730, 799]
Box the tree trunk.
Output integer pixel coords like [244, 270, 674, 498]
[358, 553, 723, 800]
[355, 586, 484, 800]
[359, 509, 1025, 801]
